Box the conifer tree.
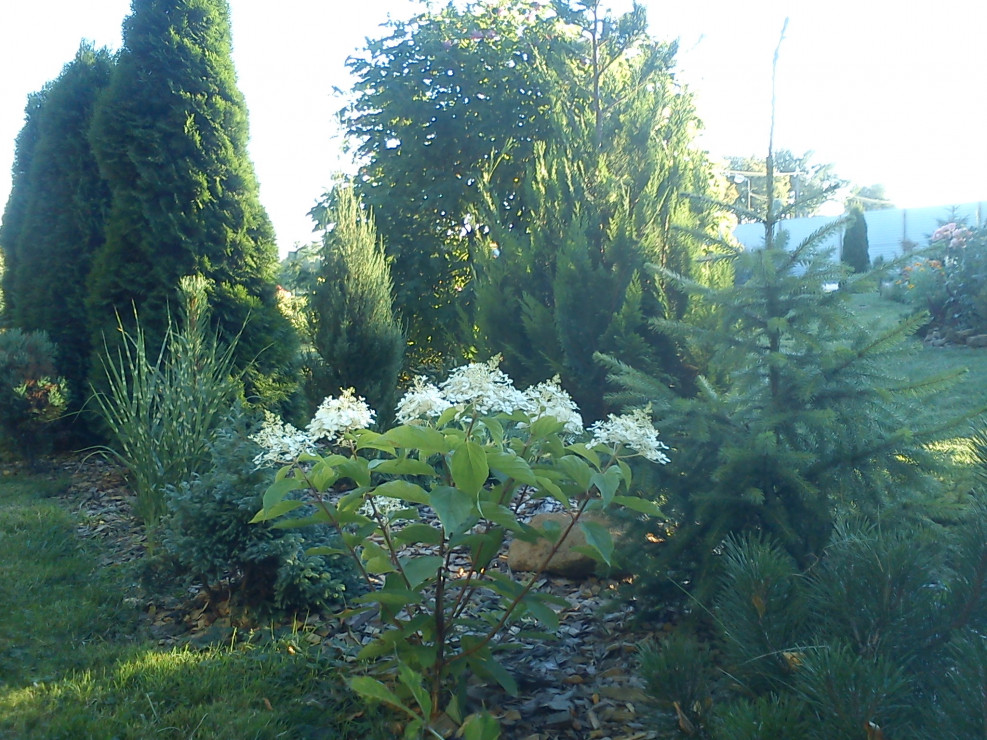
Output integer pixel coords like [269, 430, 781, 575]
[86, 0, 297, 408]
[0, 44, 113, 409]
[841, 204, 870, 273]
[307, 185, 403, 420]
[472, 1, 722, 421]
[603, 24, 966, 606]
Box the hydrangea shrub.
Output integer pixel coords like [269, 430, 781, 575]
[252, 356, 669, 736]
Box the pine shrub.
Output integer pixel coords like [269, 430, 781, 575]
[638, 505, 987, 739]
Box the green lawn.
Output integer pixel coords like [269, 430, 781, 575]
[0, 473, 389, 739]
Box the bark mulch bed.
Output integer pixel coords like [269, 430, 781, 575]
[39, 453, 666, 740]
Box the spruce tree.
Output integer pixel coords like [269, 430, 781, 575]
[307, 185, 403, 420]
[86, 0, 298, 408]
[841, 204, 870, 273]
[603, 26, 966, 606]
[0, 44, 113, 410]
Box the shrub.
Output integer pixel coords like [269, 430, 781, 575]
[638, 505, 987, 739]
[160, 409, 361, 617]
[0, 328, 69, 463]
[253, 357, 670, 737]
[90, 276, 239, 524]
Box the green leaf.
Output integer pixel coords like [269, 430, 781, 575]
[381, 424, 451, 454]
[590, 467, 622, 506]
[348, 676, 416, 718]
[399, 555, 444, 589]
[451, 440, 489, 495]
[353, 429, 393, 453]
[393, 523, 443, 547]
[461, 712, 502, 740]
[353, 588, 422, 609]
[566, 442, 601, 469]
[362, 541, 396, 575]
[521, 593, 560, 630]
[374, 479, 430, 505]
[308, 459, 339, 492]
[262, 477, 303, 510]
[369, 457, 438, 477]
[611, 495, 663, 517]
[485, 449, 536, 485]
[528, 414, 563, 440]
[304, 545, 348, 557]
[578, 518, 613, 566]
[430, 485, 477, 536]
[397, 663, 432, 719]
[477, 501, 523, 532]
[337, 457, 371, 487]
[250, 498, 304, 523]
[558, 455, 593, 489]
[534, 475, 569, 508]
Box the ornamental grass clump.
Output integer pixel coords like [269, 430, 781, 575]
[253, 356, 670, 738]
[91, 276, 240, 525]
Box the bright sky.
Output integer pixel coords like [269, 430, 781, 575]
[2, 0, 986, 256]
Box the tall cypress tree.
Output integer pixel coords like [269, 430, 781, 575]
[0, 44, 114, 409]
[86, 0, 298, 408]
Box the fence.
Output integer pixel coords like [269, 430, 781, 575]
[733, 201, 987, 263]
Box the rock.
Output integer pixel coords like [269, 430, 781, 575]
[507, 512, 620, 578]
[968, 334, 987, 348]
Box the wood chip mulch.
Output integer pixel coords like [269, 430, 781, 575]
[37, 454, 667, 740]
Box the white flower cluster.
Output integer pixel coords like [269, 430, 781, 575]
[395, 375, 453, 424]
[522, 375, 584, 436]
[250, 411, 316, 467]
[589, 407, 670, 464]
[359, 495, 407, 519]
[439, 354, 529, 415]
[395, 358, 583, 435]
[307, 388, 377, 443]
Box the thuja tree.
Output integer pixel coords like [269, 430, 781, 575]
[0, 44, 113, 414]
[472, 1, 725, 421]
[306, 185, 404, 420]
[841, 204, 870, 273]
[86, 0, 298, 409]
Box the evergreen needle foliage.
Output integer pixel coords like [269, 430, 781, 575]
[307, 184, 403, 421]
[85, 0, 298, 410]
[91, 276, 240, 525]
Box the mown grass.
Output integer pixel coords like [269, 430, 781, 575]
[0, 472, 390, 739]
[849, 290, 987, 505]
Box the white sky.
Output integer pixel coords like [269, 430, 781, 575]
[2, 0, 986, 256]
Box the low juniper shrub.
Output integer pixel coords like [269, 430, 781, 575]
[160, 408, 362, 617]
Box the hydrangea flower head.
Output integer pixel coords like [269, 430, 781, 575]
[307, 388, 377, 443]
[439, 355, 529, 415]
[589, 406, 670, 463]
[395, 375, 453, 424]
[250, 411, 315, 467]
[522, 375, 583, 436]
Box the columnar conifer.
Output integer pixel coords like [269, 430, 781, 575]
[86, 0, 298, 407]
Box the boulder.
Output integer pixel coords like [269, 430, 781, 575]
[507, 511, 621, 578]
[967, 334, 987, 348]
